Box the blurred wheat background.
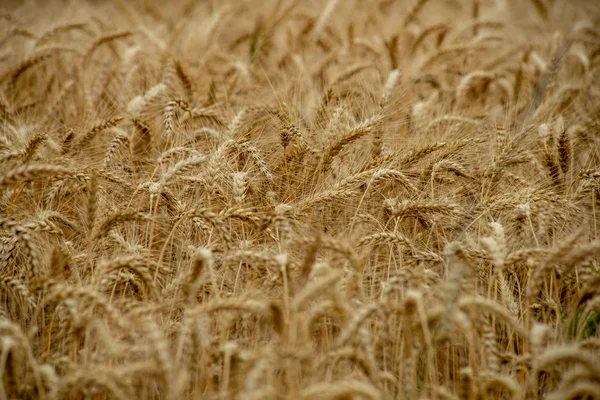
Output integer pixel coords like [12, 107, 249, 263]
[1, 0, 600, 398]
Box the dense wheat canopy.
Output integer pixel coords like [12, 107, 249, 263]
[1, 0, 600, 398]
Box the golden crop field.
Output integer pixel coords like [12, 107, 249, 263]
[1, 0, 599, 398]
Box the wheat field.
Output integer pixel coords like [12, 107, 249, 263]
[1, 0, 600, 398]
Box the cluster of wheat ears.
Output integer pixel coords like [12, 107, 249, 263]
[0, 0, 599, 398]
